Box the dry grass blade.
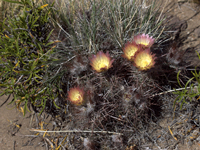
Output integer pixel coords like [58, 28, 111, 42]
[30, 129, 123, 135]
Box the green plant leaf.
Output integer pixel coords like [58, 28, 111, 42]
[23, 99, 28, 116]
[45, 29, 54, 42]
[177, 70, 182, 88]
[39, 97, 47, 115]
[53, 101, 60, 109]
[3, 0, 22, 4]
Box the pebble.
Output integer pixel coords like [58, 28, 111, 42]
[194, 27, 200, 38]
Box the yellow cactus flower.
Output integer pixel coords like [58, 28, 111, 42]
[90, 51, 114, 73]
[134, 49, 156, 70]
[134, 34, 154, 48]
[68, 87, 85, 106]
[122, 41, 140, 61]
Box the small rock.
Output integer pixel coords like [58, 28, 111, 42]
[111, 134, 123, 143]
[194, 28, 200, 38]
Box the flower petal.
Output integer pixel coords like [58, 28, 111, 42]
[134, 34, 154, 48]
[90, 51, 114, 72]
[122, 41, 140, 61]
[68, 87, 85, 105]
[134, 49, 156, 70]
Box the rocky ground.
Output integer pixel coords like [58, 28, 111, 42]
[0, 0, 200, 150]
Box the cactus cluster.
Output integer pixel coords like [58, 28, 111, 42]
[68, 34, 156, 106]
[64, 34, 159, 138]
[123, 34, 156, 70]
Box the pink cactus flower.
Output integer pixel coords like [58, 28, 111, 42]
[68, 87, 85, 106]
[134, 34, 155, 48]
[90, 51, 114, 73]
[122, 41, 140, 61]
[134, 49, 156, 70]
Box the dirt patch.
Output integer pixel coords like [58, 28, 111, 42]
[164, 0, 200, 67]
[0, 94, 45, 150]
[1, 0, 200, 150]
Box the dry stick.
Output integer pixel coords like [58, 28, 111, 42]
[156, 0, 168, 24]
[44, 137, 54, 148]
[151, 86, 198, 97]
[30, 129, 123, 135]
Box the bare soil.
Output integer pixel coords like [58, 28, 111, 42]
[1, 0, 200, 150]
[0, 94, 45, 150]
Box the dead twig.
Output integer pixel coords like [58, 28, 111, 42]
[151, 86, 198, 97]
[30, 129, 123, 135]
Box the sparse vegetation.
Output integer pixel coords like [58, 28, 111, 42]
[1, 0, 200, 149]
[0, 0, 58, 115]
